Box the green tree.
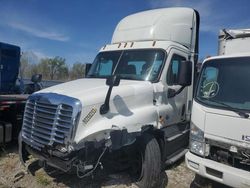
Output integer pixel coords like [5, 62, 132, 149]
[20, 51, 39, 79]
[21, 52, 71, 81]
[20, 56, 29, 78]
[35, 56, 69, 80]
[48, 56, 66, 80]
[57, 65, 69, 80]
[70, 62, 86, 80]
[37, 59, 50, 80]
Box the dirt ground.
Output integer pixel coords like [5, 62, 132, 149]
[0, 143, 229, 188]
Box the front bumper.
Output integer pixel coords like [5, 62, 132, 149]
[185, 151, 250, 188]
[19, 128, 139, 173]
[19, 136, 77, 172]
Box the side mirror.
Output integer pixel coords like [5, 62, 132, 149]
[106, 75, 120, 87]
[177, 60, 192, 86]
[100, 75, 120, 115]
[168, 61, 192, 98]
[85, 63, 92, 77]
[31, 74, 42, 83]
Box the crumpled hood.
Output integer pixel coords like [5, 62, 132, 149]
[37, 78, 154, 107]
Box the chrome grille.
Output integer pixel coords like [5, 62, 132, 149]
[21, 93, 81, 151]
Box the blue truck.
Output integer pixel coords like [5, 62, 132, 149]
[0, 42, 21, 93]
[0, 42, 27, 144]
[0, 42, 44, 144]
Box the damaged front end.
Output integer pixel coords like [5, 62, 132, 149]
[19, 133, 108, 175]
[19, 127, 140, 178]
[206, 139, 250, 172]
[18, 92, 145, 177]
[18, 92, 85, 173]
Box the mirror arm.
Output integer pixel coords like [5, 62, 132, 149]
[100, 86, 113, 115]
[168, 86, 186, 98]
[100, 75, 120, 115]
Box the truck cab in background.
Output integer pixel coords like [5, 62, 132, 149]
[0, 42, 42, 145]
[0, 42, 21, 94]
[186, 29, 250, 188]
[19, 8, 199, 187]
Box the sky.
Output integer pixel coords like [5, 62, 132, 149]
[0, 0, 250, 65]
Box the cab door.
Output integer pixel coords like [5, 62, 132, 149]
[162, 49, 189, 125]
[159, 48, 190, 160]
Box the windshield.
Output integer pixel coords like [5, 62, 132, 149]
[196, 57, 250, 112]
[87, 49, 165, 82]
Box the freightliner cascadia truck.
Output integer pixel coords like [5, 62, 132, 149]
[19, 8, 199, 187]
[186, 29, 250, 188]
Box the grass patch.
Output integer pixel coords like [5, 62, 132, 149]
[36, 171, 51, 186]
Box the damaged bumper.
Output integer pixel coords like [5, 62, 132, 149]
[19, 134, 77, 172]
[19, 128, 139, 173]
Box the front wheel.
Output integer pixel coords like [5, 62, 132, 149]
[134, 134, 162, 188]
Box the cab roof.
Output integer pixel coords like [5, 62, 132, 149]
[111, 7, 199, 53]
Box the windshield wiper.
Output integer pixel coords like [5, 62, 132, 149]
[200, 97, 249, 118]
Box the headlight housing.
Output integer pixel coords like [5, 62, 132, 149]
[190, 121, 209, 156]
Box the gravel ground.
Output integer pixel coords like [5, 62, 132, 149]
[0, 144, 229, 188]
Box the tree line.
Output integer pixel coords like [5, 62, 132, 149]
[20, 52, 88, 81]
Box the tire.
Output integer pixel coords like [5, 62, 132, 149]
[135, 134, 162, 188]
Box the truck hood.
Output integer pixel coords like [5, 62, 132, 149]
[37, 78, 154, 107]
[30, 78, 157, 145]
[204, 109, 250, 146]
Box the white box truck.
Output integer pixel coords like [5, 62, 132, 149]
[19, 8, 199, 187]
[186, 29, 250, 188]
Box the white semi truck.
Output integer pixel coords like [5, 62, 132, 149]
[19, 8, 199, 187]
[186, 29, 250, 188]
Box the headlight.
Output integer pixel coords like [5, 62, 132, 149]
[190, 122, 209, 156]
[190, 121, 204, 141]
[190, 140, 206, 156]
